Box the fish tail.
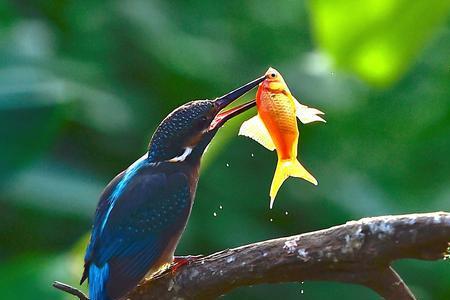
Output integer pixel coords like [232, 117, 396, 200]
[269, 159, 318, 208]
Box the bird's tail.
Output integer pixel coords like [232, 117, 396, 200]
[89, 263, 111, 300]
[270, 159, 317, 208]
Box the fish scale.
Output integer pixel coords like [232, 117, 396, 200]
[259, 91, 298, 158]
[239, 67, 325, 207]
[267, 93, 297, 134]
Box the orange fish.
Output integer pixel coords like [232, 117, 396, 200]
[239, 67, 325, 208]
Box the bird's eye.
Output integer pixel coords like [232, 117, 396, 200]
[270, 73, 276, 78]
[197, 116, 208, 128]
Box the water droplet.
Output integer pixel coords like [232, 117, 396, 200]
[213, 212, 217, 217]
[285, 211, 289, 215]
[301, 289, 304, 294]
[219, 205, 223, 210]
[251, 153, 254, 157]
[270, 218, 273, 222]
[226, 163, 230, 167]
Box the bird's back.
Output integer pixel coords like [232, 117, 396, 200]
[83, 158, 199, 300]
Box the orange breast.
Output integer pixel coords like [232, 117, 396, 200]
[257, 89, 298, 160]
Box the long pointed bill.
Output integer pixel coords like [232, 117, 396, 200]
[209, 100, 256, 130]
[209, 75, 265, 130]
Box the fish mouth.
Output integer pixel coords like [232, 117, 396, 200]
[209, 75, 265, 130]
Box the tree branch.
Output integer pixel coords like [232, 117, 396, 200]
[53, 281, 89, 300]
[129, 212, 450, 299]
[54, 212, 450, 300]
[362, 267, 415, 300]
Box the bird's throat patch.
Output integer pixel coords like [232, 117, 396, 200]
[166, 147, 193, 163]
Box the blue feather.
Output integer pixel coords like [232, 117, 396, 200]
[100, 154, 148, 232]
[89, 263, 110, 300]
[82, 165, 192, 299]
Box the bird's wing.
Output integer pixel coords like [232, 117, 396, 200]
[82, 170, 126, 282]
[83, 169, 191, 299]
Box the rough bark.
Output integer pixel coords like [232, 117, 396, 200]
[54, 211, 450, 300]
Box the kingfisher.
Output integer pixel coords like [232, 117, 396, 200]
[80, 75, 265, 300]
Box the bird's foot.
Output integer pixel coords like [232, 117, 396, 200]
[171, 255, 204, 273]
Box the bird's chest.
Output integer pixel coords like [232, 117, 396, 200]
[107, 163, 200, 245]
[128, 182, 192, 235]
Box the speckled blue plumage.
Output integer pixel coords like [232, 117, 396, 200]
[82, 156, 199, 300]
[148, 100, 215, 163]
[81, 100, 218, 300]
[81, 75, 263, 300]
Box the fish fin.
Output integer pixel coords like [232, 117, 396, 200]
[269, 159, 318, 209]
[239, 115, 276, 151]
[293, 97, 326, 124]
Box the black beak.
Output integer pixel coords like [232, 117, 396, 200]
[209, 75, 265, 130]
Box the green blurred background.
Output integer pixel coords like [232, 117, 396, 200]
[1, 1, 449, 299]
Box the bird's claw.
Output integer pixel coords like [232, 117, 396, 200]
[171, 255, 204, 273]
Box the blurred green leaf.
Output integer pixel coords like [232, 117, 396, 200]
[0, 160, 102, 217]
[0, 255, 63, 299]
[309, 0, 450, 86]
[0, 66, 69, 178]
[0, 1, 449, 299]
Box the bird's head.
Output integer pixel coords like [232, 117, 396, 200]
[148, 75, 265, 163]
